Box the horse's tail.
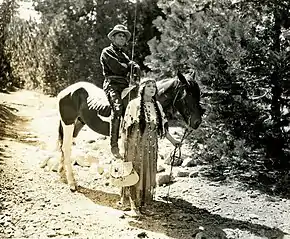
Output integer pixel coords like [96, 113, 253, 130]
[57, 120, 63, 151]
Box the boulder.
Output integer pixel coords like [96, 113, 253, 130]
[175, 170, 190, 177]
[189, 171, 199, 178]
[181, 157, 197, 167]
[40, 156, 59, 172]
[157, 165, 166, 173]
[156, 173, 174, 186]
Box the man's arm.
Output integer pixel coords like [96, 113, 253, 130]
[100, 49, 129, 75]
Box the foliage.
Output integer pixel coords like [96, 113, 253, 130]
[127, 0, 164, 71]
[5, 0, 163, 95]
[6, 0, 128, 94]
[0, 0, 18, 92]
[146, 0, 290, 167]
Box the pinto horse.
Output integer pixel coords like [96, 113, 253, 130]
[57, 71, 203, 191]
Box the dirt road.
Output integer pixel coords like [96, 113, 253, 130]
[0, 90, 289, 239]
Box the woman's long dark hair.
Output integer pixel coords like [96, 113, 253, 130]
[139, 87, 163, 136]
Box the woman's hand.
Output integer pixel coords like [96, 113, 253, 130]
[174, 141, 182, 148]
[165, 130, 182, 148]
[172, 139, 182, 148]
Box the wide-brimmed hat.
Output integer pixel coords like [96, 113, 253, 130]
[107, 24, 131, 41]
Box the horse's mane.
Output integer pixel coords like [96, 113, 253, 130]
[156, 74, 200, 98]
[156, 77, 178, 95]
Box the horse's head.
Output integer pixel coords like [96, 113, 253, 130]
[157, 71, 204, 129]
[173, 70, 204, 129]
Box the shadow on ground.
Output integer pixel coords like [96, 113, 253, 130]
[0, 104, 19, 140]
[0, 146, 12, 165]
[0, 103, 36, 145]
[77, 186, 121, 209]
[78, 186, 286, 239]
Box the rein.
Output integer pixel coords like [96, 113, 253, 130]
[166, 126, 193, 205]
[161, 80, 186, 108]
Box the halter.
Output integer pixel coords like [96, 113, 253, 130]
[172, 81, 187, 107]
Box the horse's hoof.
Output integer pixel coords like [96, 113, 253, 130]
[69, 184, 77, 192]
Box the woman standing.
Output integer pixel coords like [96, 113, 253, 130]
[120, 78, 181, 216]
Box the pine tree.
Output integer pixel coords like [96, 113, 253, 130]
[146, 0, 290, 164]
[5, 0, 162, 94]
[0, 0, 18, 91]
[235, 0, 290, 164]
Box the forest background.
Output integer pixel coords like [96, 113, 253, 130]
[0, 0, 289, 196]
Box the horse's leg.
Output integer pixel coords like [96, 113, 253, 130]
[61, 121, 77, 191]
[57, 121, 66, 183]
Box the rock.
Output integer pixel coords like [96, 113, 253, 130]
[47, 231, 58, 237]
[158, 154, 165, 160]
[219, 194, 227, 200]
[181, 157, 197, 167]
[265, 196, 280, 202]
[137, 232, 148, 238]
[194, 225, 227, 239]
[39, 157, 49, 168]
[87, 140, 96, 144]
[97, 165, 105, 175]
[249, 214, 259, 220]
[52, 225, 61, 230]
[175, 170, 190, 177]
[156, 173, 174, 186]
[58, 229, 73, 236]
[41, 157, 59, 172]
[249, 191, 260, 198]
[189, 171, 199, 178]
[157, 165, 166, 173]
[75, 155, 98, 167]
[74, 156, 90, 167]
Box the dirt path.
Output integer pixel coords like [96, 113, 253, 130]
[0, 90, 289, 239]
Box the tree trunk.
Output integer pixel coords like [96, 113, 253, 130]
[266, 9, 285, 164]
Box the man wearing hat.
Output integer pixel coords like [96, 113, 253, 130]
[100, 24, 140, 158]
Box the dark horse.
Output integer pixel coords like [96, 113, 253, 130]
[57, 71, 203, 191]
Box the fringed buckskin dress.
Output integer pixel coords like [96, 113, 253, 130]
[121, 97, 167, 207]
